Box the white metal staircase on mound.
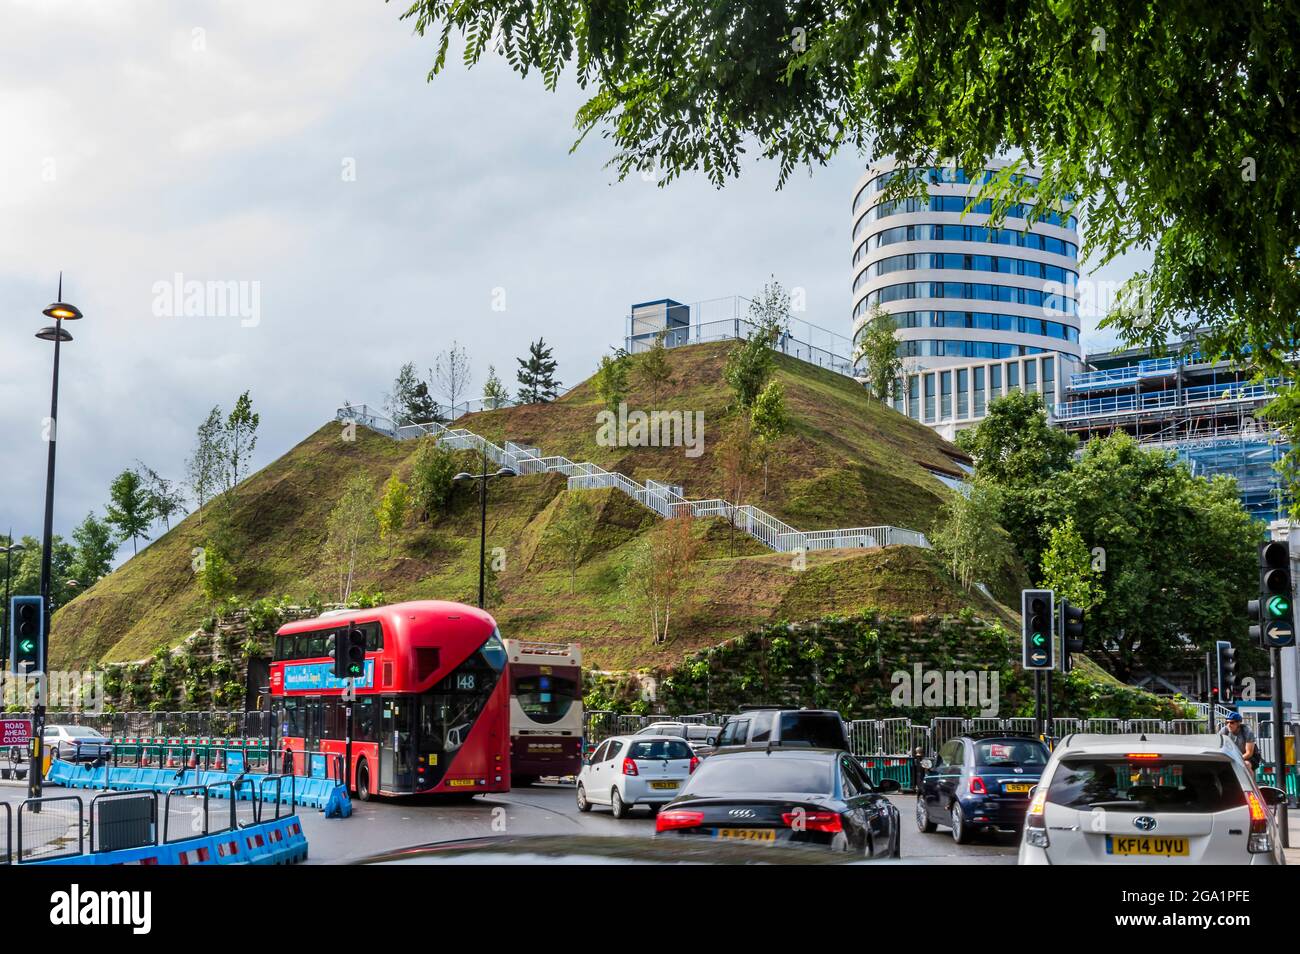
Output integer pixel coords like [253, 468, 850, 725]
[336, 404, 930, 554]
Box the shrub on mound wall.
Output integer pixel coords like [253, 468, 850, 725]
[655, 612, 1193, 722]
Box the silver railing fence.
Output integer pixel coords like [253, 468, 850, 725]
[337, 403, 931, 558]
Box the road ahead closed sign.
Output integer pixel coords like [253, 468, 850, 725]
[0, 719, 32, 746]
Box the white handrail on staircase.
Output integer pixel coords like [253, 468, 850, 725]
[336, 404, 930, 555]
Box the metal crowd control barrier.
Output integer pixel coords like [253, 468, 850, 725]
[18, 795, 84, 863]
[0, 802, 9, 865]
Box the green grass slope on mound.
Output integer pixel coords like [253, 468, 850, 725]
[50, 340, 979, 670]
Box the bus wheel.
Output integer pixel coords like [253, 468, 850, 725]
[354, 759, 371, 801]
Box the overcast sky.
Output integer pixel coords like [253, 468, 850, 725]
[0, 0, 1142, 563]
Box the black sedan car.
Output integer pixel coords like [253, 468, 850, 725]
[915, 734, 1049, 843]
[654, 748, 902, 857]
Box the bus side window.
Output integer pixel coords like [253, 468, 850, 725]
[366, 622, 384, 652]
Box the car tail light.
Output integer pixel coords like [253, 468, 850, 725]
[1245, 790, 1272, 852]
[656, 810, 704, 833]
[622, 757, 638, 776]
[1024, 789, 1049, 849]
[689, 756, 699, 774]
[969, 776, 987, 795]
[782, 810, 842, 833]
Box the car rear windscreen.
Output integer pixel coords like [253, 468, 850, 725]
[1047, 758, 1245, 813]
[777, 713, 845, 749]
[629, 740, 693, 760]
[684, 757, 832, 795]
[975, 740, 1049, 768]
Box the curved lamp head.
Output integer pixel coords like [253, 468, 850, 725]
[36, 326, 73, 342]
[43, 302, 83, 321]
[495, 467, 517, 478]
[452, 472, 474, 482]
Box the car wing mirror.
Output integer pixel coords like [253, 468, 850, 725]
[876, 778, 901, 793]
[706, 737, 717, 746]
[919, 757, 933, 771]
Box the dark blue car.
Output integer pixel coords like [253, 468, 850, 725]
[915, 734, 1049, 843]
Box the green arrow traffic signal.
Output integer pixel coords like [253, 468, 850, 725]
[1267, 595, 1290, 618]
[1032, 633, 1045, 645]
[19, 639, 33, 653]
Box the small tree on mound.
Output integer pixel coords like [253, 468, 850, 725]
[635, 332, 674, 404]
[623, 513, 701, 645]
[931, 479, 1013, 592]
[376, 475, 411, 550]
[546, 494, 596, 593]
[410, 436, 459, 517]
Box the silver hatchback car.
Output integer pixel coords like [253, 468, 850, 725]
[1019, 733, 1286, 865]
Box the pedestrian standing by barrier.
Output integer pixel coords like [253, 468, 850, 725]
[281, 743, 294, 776]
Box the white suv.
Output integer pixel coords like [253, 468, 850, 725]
[1019, 733, 1286, 865]
[576, 735, 698, 818]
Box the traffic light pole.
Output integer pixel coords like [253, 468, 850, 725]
[1033, 672, 1042, 737]
[344, 677, 354, 793]
[1271, 647, 1289, 848]
[1044, 671, 1053, 745]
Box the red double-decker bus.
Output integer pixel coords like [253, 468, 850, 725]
[269, 600, 510, 799]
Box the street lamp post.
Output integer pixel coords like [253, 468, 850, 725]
[453, 444, 516, 609]
[31, 276, 83, 802]
[1, 535, 25, 672]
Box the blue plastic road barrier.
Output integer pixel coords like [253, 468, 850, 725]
[26, 814, 307, 866]
[44, 759, 337, 811]
[226, 751, 245, 774]
[310, 753, 327, 778]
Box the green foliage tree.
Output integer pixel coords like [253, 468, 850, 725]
[224, 390, 260, 492]
[135, 461, 187, 532]
[186, 406, 225, 525]
[516, 337, 561, 403]
[723, 327, 775, 410]
[410, 435, 460, 516]
[106, 468, 155, 556]
[930, 479, 1013, 592]
[855, 303, 904, 403]
[197, 542, 237, 608]
[1038, 432, 1261, 680]
[482, 364, 510, 409]
[69, 511, 117, 587]
[955, 391, 1077, 573]
[325, 473, 378, 603]
[635, 332, 674, 404]
[546, 493, 595, 593]
[593, 351, 631, 412]
[4, 534, 77, 610]
[387, 362, 438, 424]
[1039, 516, 1105, 613]
[750, 379, 789, 497]
[376, 475, 412, 545]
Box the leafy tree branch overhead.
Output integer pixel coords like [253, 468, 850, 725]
[399, 0, 1300, 488]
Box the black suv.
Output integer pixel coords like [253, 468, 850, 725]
[714, 707, 851, 752]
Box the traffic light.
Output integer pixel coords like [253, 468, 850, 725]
[1060, 599, 1084, 674]
[1215, 640, 1238, 703]
[344, 626, 366, 679]
[1248, 541, 1295, 648]
[331, 626, 367, 679]
[9, 595, 45, 674]
[1021, 589, 1055, 670]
